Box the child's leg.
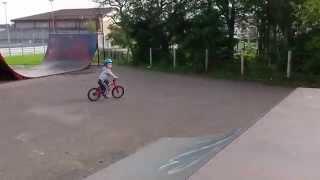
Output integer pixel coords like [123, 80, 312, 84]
[98, 80, 106, 93]
[103, 80, 110, 94]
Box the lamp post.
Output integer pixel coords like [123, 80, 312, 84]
[49, 0, 55, 33]
[2, 1, 11, 45]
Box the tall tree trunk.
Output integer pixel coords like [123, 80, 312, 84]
[228, 4, 236, 58]
[265, 0, 272, 66]
[274, 25, 281, 64]
[225, 1, 236, 59]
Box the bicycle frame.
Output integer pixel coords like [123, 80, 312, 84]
[108, 79, 117, 88]
[99, 79, 118, 92]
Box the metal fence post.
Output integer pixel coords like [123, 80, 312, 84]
[22, 46, 24, 56]
[102, 33, 106, 60]
[241, 50, 245, 76]
[97, 46, 100, 65]
[116, 49, 119, 61]
[33, 46, 36, 55]
[115, 49, 117, 60]
[127, 48, 130, 63]
[111, 49, 113, 59]
[149, 48, 153, 67]
[205, 48, 209, 72]
[287, 50, 292, 79]
[173, 47, 176, 70]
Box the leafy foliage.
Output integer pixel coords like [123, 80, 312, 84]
[298, 0, 320, 26]
[96, 0, 320, 77]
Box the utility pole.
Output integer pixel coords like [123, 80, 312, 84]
[2, 2, 11, 45]
[49, 0, 55, 33]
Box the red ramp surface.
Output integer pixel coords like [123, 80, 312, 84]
[0, 33, 97, 80]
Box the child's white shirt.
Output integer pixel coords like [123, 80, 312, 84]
[99, 67, 118, 81]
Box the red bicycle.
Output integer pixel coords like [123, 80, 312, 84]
[87, 79, 125, 102]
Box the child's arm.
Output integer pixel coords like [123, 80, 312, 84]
[107, 69, 119, 79]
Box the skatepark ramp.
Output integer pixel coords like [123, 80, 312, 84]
[84, 88, 320, 180]
[190, 88, 320, 180]
[0, 33, 97, 80]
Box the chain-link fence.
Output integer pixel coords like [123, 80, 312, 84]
[144, 45, 318, 81]
[0, 29, 129, 66]
[0, 45, 47, 57]
[93, 48, 130, 65]
[0, 28, 52, 57]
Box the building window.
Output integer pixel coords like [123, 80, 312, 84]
[56, 21, 77, 29]
[80, 20, 97, 31]
[16, 22, 34, 29]
[35, 22, 49, 29]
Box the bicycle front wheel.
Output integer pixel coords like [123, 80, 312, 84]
[112, 86, 125, 99]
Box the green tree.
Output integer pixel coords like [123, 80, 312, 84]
[215, 0, 240, 58]
[107, 24, 133, 48]
[298, 0, 320, 27]
[241, 0, 300, 66]
[95, 0, 229, 65]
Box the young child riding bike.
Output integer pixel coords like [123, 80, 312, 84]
[98, 59, 119, 97]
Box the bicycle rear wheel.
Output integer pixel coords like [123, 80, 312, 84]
[88, 88, 101, 102]
[112, 86, 125, 99]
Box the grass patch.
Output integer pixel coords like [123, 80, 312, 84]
[5, 54, 44, 65]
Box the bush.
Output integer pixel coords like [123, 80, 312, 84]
[294, 29, 320, 75]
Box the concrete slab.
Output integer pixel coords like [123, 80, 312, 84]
[0, 66, 292, 180]
[84, 129, 241, 180]
[191, 88, 320, 180]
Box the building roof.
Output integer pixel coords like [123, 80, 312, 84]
[12, 8, 113, 22]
